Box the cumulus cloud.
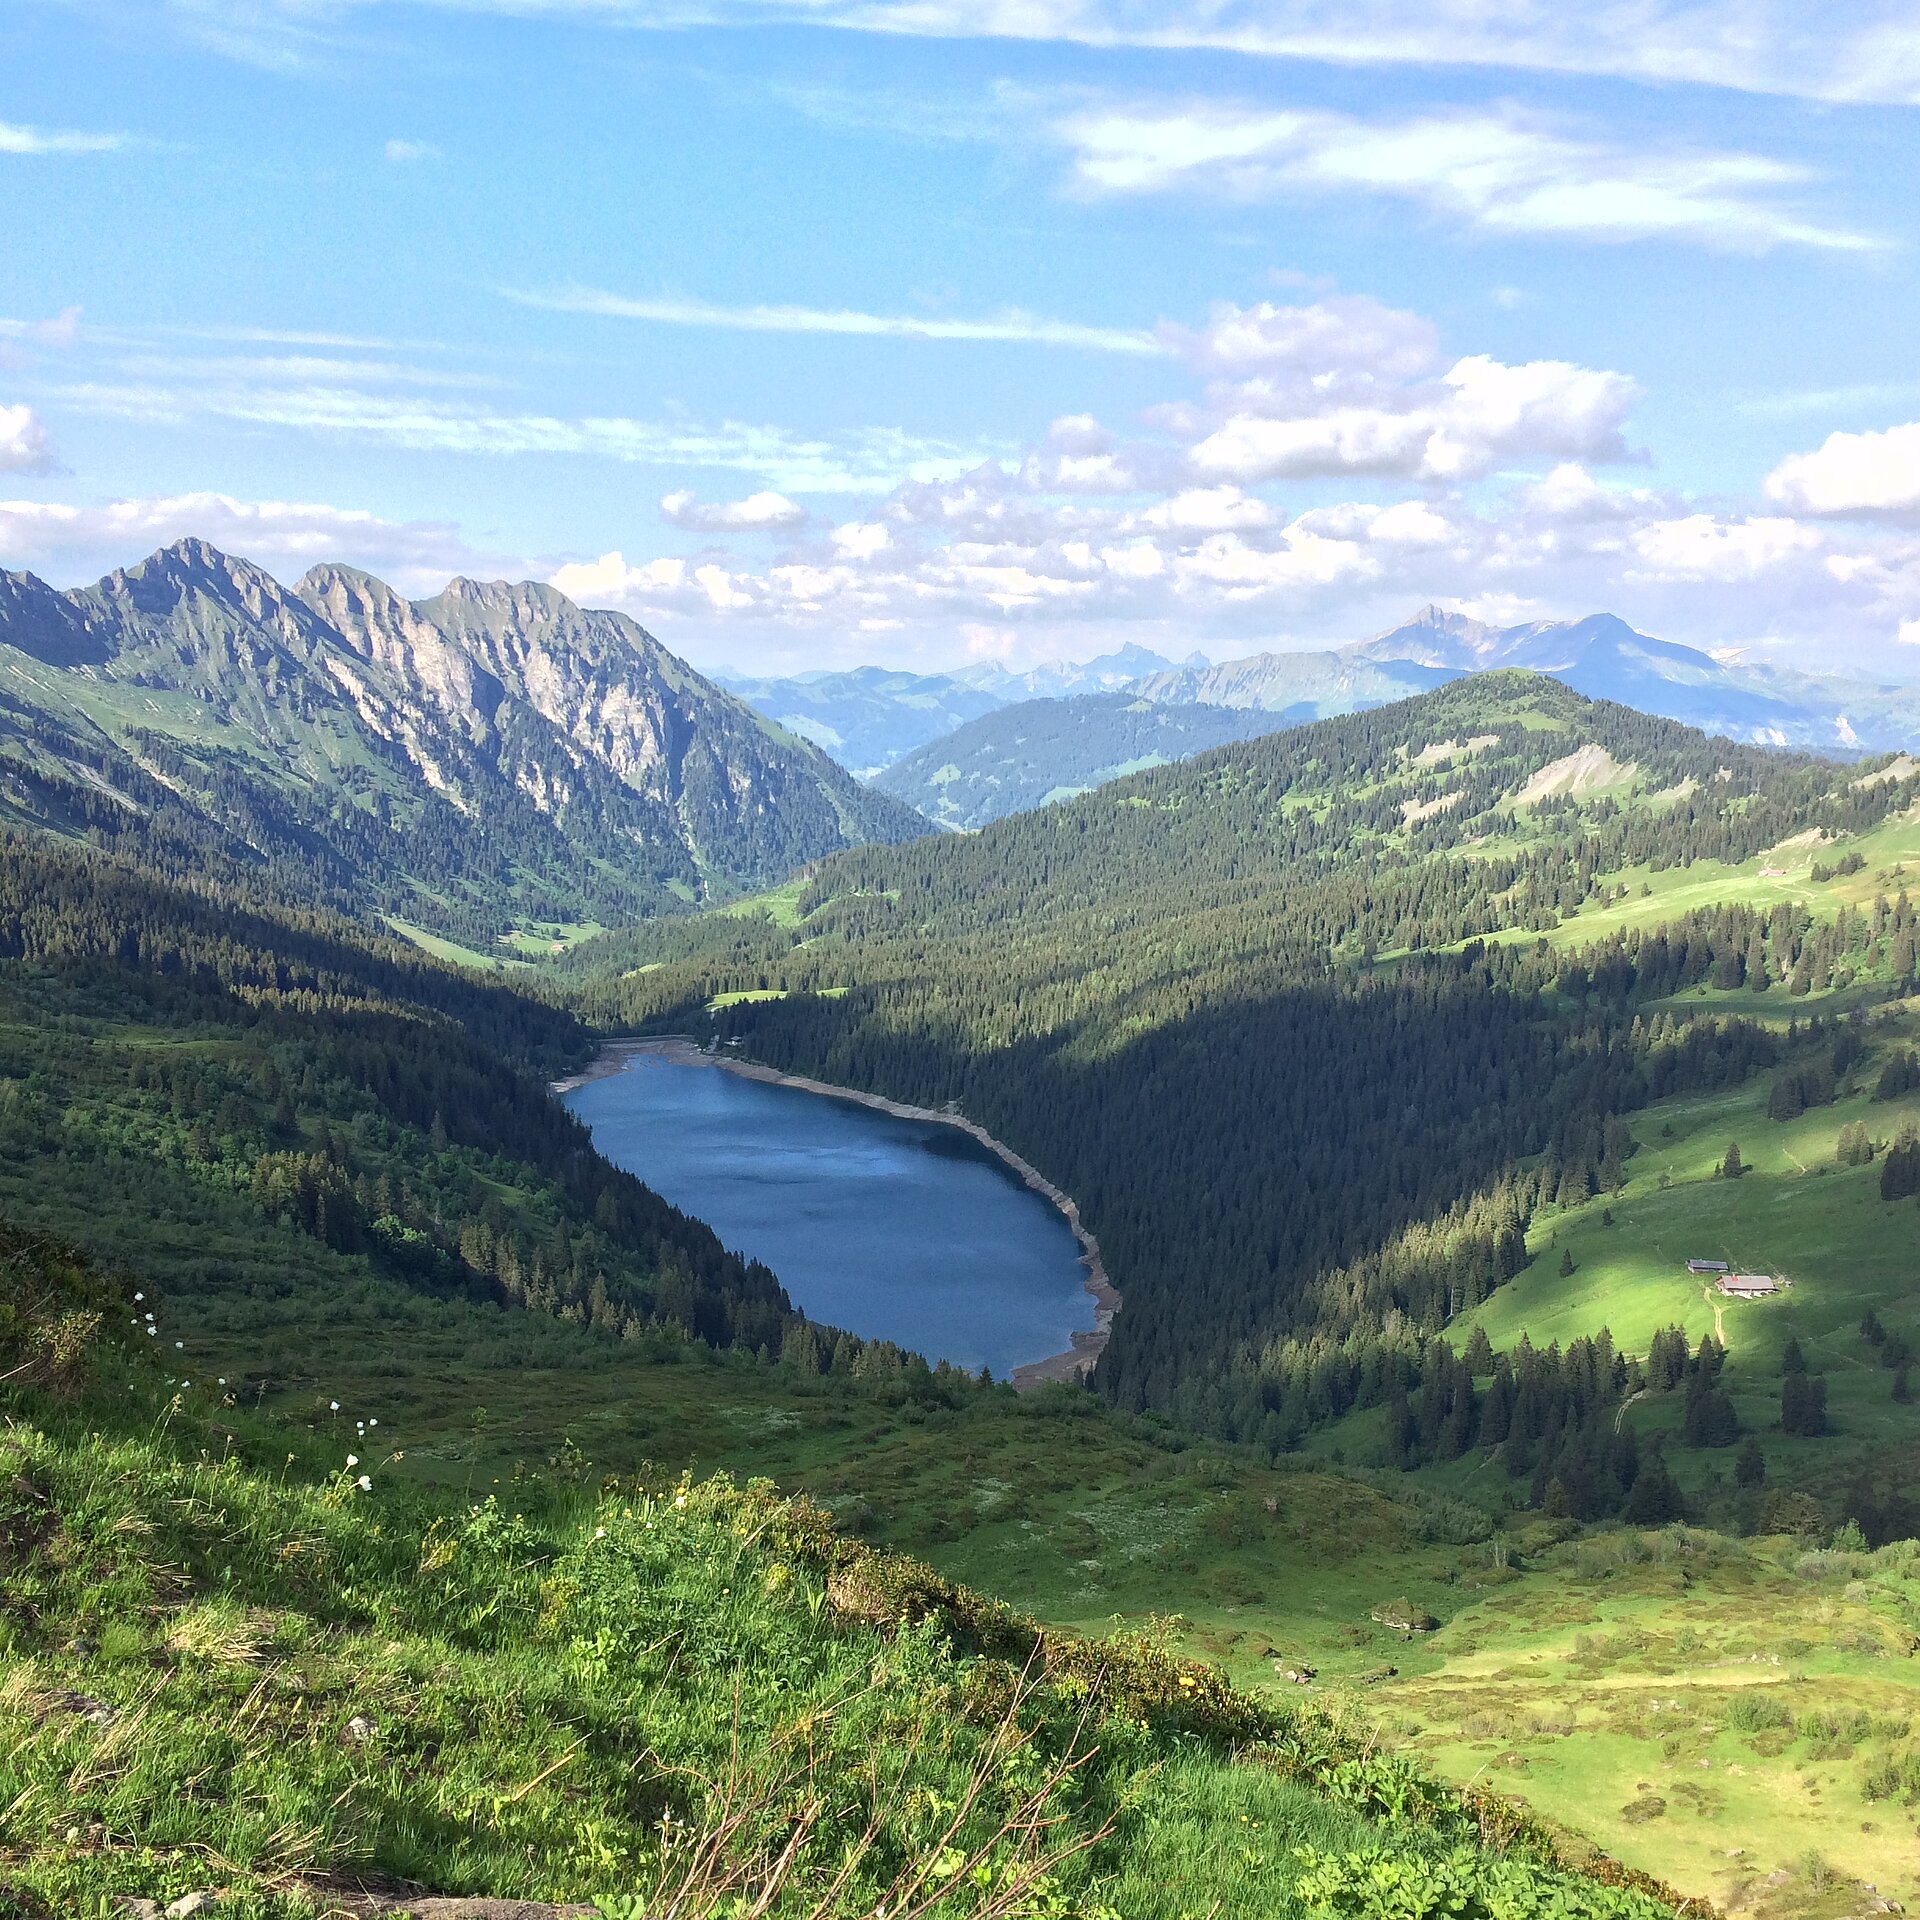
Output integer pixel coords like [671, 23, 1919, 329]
[1629, 513, 1824, 581]
[0, 404, 56, 473]
[1173, 298, 1639, 485]
[483, 287, 1919, 669]
[1765, 421, 1920, 521]
[1057, 102, 1871, 251]
[1127, 486, 1277, 533]
[830, 520, 891, 559]
[660, 488, 807, 531]
[1162, 295, 1439, 386]
[23, 287, 1920, 674]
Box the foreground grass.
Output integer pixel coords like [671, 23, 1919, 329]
[0, 1367, 1698, 1920]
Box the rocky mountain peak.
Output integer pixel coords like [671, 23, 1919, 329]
[104, 538, 306, 631]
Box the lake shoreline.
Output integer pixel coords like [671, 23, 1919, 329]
[553, 1036, 1118, 1389]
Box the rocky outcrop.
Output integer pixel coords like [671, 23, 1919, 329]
[0, 541, 925, 937]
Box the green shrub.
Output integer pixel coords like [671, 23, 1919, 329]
[1291, 1843, 1675, 1918]
[1726, 1692, 1792, 1734]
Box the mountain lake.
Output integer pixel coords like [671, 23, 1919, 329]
[563, 1049, 1097, 1377]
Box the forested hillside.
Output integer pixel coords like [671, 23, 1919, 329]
[0, 541, 923, 946]
[568, 673, 1920, 1454]
[0, 830, 976, 1385]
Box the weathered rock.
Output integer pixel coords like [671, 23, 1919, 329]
[165, 1894, 223, 1918]
[341, 1713, 378, 1743]
[37, 1688, 117, 1727]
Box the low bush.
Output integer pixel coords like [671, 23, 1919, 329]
[1291, 1843, 1676, 1918]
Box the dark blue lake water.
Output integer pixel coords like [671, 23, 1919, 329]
[563, 1050, 1095, 1376]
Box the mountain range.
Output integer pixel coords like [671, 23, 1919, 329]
[872, 692, 1311, 830]
[798, 607, 1920, 830]
[1059, 609, 1920, 752]
[0, 540, 922, 945]
[720, 643, 1209, 775]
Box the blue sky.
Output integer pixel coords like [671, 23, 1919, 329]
[5, 1, 1920, 675]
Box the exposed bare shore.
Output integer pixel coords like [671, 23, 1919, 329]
[552, 1036, 1118, 1389]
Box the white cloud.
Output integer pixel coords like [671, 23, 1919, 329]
[660, 488, 807, 531]
[46, 372, 996, 493]
[550, 551, 692, 609]
[1044, 413, 1116, 455]
[1525, 463, 1648, 519]
[0, 492, 493, 592]
[1183, 338, 1637, 485]
[0, 405, 56, 474]
[1163, 295, 1438, 384]
[502, 285, 1166, 355]
[1189, 408, 1430, 483]
[1057, 102, 1872, 251]
[384, 139, 440, 163]
[1765, 422, 1920, 521]
[1427, 356, 1637, 475]
[1629, 513, 1824, 581]
[830, 520, 891, 559]
[0, 307, 84, 353]
[1129, 486, 1277, 533]
[179, 3, 1920, 106]
[20, 283, 1920, 676]
[0, 120, 126, 156]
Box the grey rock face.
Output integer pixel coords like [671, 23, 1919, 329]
[0, 542, 925, 939]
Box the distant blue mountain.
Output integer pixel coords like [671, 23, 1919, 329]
[718, 645, 1209, 775]
[713, 665, 1007, 776]
[1341, 607, 1920, 754]
[731, 607, 1920, 831]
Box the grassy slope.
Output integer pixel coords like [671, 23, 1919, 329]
[69, 1188, 1919, 1919]
[3, 1341, 1693, 1920]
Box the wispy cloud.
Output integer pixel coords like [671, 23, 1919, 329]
[1057, 102, 1876, 252]
[148, 324, 448, 352]
[501, 286, 1169, 356]
[111, 352, 502, 390]
[384, 138, 441, 163]
[175, 2, 1920, 107]
[44, 374, 1003, 492]
[0, 119, 127, 156]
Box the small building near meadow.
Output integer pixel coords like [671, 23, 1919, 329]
[1686, 1258, 1731, 1274]
[1718, 1273, 1779, 1298]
